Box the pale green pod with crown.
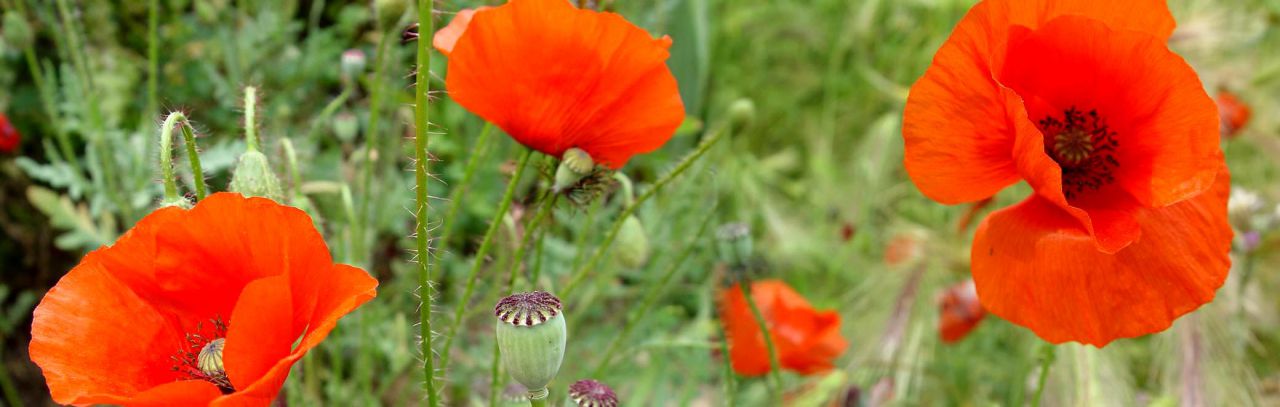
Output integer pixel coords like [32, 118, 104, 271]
[495, 291, 567, 398]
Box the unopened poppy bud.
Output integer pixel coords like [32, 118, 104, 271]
[553, 148, 595, 192]
[340, 49, 367, 79]
[716, 222, 752, 269]
[3, 12, 33, 50]
[197, 338, 225, 377]
[728, 99, 756, 132]
[332, 112, 359, 142]
[568, 379, 618, 407]
[615, 215, 649, 268]
[229, 150, 284, 201]
[495, 291, 566, 395]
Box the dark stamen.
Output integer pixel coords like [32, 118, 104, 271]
[1037, 107, 1120, 200]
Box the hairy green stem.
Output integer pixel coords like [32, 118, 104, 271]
[414, 0, 438, 403]
[561, 122, 729, 297]
[161, 112, 208, 200]
[158, 119, 180, 203]
[740, 280, 782, 401]
[1031, 342, 1057, 407]
[593, 207, 716, 376]
[439, 149, 535, 372]
[244, 86, 260, 152]
[439, 123, 497, 248]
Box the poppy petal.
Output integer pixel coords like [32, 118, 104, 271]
[224, 276, 294, 396]
[1001, 15, 1220, 209]
[29, 258, 186, 405]
[445, 0, 684, 168]
[432, 8, 488, 56]
[149, 193, 334, 323]
[970, 168, 1231, 346]
[903, 2, 1022, 204]
[121, 380, 225, 407]
[994, 0, 1176, 41]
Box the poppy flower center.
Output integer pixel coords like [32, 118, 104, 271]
[171, 317, 234, 394]
[1037, 107, 1120, 200]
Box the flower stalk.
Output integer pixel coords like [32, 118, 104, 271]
[414, 0, 438, 403]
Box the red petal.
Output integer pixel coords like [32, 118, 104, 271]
[971, 168, 1231, 346]
[445, 0, 684, 168]
[432, 8, 487, 56]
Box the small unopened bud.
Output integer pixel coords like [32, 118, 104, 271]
[716, 222, 753, 269]
[3, 12, 33, 50]
[569, 379, 618, 407]
[554, 148, 595, 192]
[159, 196, 194, 209]
[495, 291, 567, 395]
[229, 150, 284, 201]
[615, 215, 649, 268]
[332, 112, 359, 142]
[340, 49, 367, 79]
[728, 99, 756, 132]
[197, 338, 225, 377]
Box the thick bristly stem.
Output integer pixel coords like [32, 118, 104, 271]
[561, 122, 729, 297]
[439, 122, 497, 248]
[414, 0, 438, 404]
[439, 149, 535, 372]
[160, 112, 208, 201]
[740, 281, 782, 402]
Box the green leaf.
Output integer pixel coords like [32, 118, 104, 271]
[26, 186, 115, 252]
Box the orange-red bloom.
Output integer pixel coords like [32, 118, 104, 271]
[1216, 90, 1251, 139]
[439, 0, 685, 169]
[904, 0, 1230, 346]
[937, 280, 986, 344]
[719, 280, 846, 376]
[0, 113, 19, 153]
[432, 7, 486, 56]
[30, 193, 378, 406]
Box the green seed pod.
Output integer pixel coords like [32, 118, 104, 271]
[340, 49, 367, 81]
[332, 112, 359, 143]
[553, 148, 595, 192]
[229, 150, 284, 201]
[2, 12, 33, 50]
[568, 379, 618, 407]
[197, 338, 225, 377]
[615, 215, 649, 268]
[495, 291, 566, 394]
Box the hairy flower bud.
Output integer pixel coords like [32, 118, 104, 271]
[553, 148, 595, 192]
[229, 150, 284, 201]
[615, 215, 649, 268]
[495, 291, 566, 395]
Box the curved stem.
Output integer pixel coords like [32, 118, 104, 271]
[1031, 342, 1057, 407]
[413, 0, 438, 403]
[613, 172, 636, 207]
[740, 281, 782, 402]
[243, 86, 260, 152]
[160, 112, 208, 201]
[438, 149, 534, 373]
[561, 122, 729, 297]
[439, 122, 496, 249]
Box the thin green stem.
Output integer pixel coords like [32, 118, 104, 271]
[593, 207, 716, 376]
[1031, 342, 1057, 407]
[282, 139, 302, 197]
[244, 86, 260, 152]
[740, 281, 782, 402]
[10, 0, 75, 165]
[489, 340, 503, 406]
[158, 118, 180, 203]
[439, 149, 535, 372]
[719, 320, 737, 406]
[529, 220, 550, 285]
[439, 123, 496, 248]
[561, 122, 729, 297]
[505, 193, 558, 292]
[306, 88, 352, 143]
[355, 10, 400, 267]
[414, 0, 438, 403]
[529, 392, 548, 407]
[160, 112, 208, 200]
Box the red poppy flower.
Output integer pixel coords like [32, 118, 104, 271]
[0, 113, 19, 153]
[719, 280, 847, 376]
[904, 0, 1231, 346]
[1216, 90, 1251, 139]
[441, 0, 685, 169]
[937, 280, 986, 344]
[30, 193, 378, 406]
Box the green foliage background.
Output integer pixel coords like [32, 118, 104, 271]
[1, 0, 1279, 405]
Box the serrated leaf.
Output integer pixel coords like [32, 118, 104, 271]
[26, 186, 114, 252]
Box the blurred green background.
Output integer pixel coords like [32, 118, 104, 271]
[2, 0, 1279, 405]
